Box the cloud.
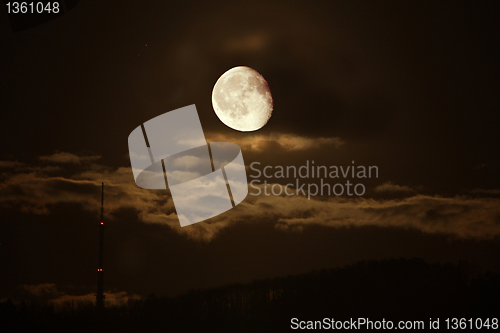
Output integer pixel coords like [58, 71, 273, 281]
[0, 163, 175, 216]
[272, 194, 500, 240]
[19, 282, 140, 309]
[49, 291, 141, 309]
[0, 160, 60, 174]
[206, 132, 344, 152]
[156, 183, 500, 241]
[471, 188, 500, 195]
[218, 186, 500, 240]
[2, 153, 500, 242]
[39, 152, 101, 164]
[20, 283, 59, 297]
[375, 181, 415, 193]
[0, 160, 26, 169]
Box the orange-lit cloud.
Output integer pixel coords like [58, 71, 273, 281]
[374, 181, 415, 193]
[206, 132, 344, 152]
[471, 188, 500, 195]
[49, 291, 141, 309]
[21, 283, 59, 297]
[1, 155, 499, 242]
[0, 160, 26, 168]
[39, 152, 101, 164]
[19, 282, 141, 309]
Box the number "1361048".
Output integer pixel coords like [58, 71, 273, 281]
[6, 2, 60, 14]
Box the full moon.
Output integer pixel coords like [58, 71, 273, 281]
[212, 66, 273, 131]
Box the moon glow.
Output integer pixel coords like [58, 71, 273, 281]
[212, 66, 273, 132]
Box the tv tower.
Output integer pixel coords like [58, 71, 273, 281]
[96, 182, 105, 311]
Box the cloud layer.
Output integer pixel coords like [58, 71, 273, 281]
[1, 153, 499, 242]
[206, 132, 344, 152]
[49, 290, 141, 309]
[20, 283, 140, 309]
[375, 181, 415, 193]
[39, 152, 101, 164]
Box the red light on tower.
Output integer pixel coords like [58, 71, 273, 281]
[96, 182, 106, 312]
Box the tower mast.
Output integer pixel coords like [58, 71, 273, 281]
[96, 182, 105, 311]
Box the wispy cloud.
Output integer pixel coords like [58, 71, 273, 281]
[375, 181, 415, 193]
[49, 291, 141, 309]
[19, 282, 140, 309]
[39, 152, 101, 164]
[0, 160, 26, 169]
[21, 283, 59, 297]
[206, 132, 344, 152]
[1, 154, 499, 242]
[195, 184, 500, 240]
[471, 188, 500, 195]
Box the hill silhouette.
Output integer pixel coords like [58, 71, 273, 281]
[1, 258, 498, 332]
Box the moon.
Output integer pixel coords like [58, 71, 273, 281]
[212, 66, 273, 132]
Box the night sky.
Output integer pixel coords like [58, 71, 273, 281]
[1, 0, 499, 307]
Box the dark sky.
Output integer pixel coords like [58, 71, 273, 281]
[1, 0, 499, 305]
